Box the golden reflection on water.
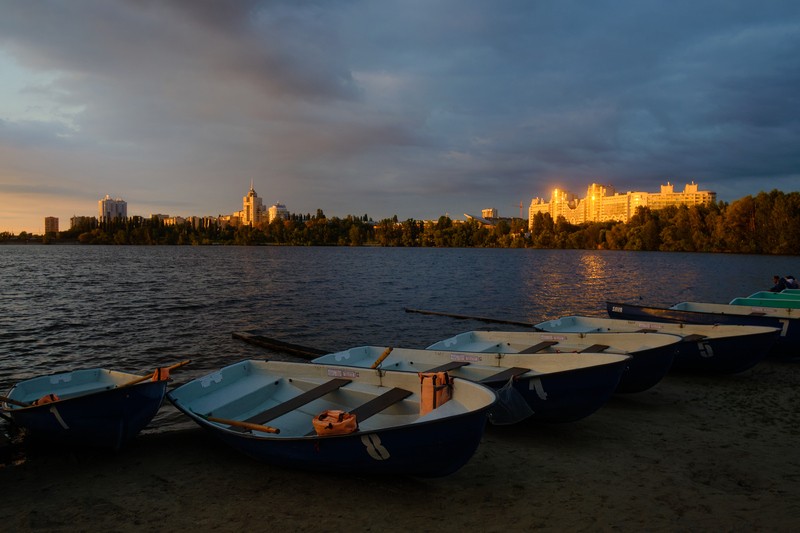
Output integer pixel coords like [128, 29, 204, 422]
[519, 250, 726, 325]
[579, 253, 608, 282]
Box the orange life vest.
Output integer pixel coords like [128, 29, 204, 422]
[33, 393, 60, 406]
[312, 409, 358, 436]
[419, 372, 453, 415]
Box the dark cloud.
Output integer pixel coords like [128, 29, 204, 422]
[1, 0, 798, 231]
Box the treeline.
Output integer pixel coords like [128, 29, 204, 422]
[3, 190, 799, 254]
[563, 189, 800, 254]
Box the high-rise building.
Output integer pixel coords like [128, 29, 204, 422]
[98, 195, 127, 222]
[242, 181, 264, 226]
[529, 181, 716, 229]
[44, 217, 59, 234]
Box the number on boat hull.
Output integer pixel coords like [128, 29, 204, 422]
[698, 341, 714, 358]
[361, 433, 390, 461]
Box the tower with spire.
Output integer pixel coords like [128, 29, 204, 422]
[242, 180, 264, 226]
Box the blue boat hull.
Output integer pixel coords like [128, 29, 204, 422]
[8, 381, 167, 449]
[613, 345, 676, 393]
[178, 405, 489, 477]
[607, 301, 798, 358]
[506, 360, 627, 423]
[670, 330, 779, 374]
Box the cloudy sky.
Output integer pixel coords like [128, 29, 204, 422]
[1, 0, 798, 233]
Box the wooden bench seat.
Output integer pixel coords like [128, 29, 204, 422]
[232, 378, 351, 432]
[518, 340, 559, 354]
[478, 367, 530, 384]
[424, 361, 470, 373]
[680, 334, 707, 343]
[349, 387, 413, 421]
[578, 344, 610, 353]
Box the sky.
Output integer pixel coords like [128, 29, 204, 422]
[1, 0, 799, 234]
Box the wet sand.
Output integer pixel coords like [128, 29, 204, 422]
[2, 358, 799, 532]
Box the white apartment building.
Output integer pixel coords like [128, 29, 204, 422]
[267, 203, 288, 223]
[98, 195, 127, 222]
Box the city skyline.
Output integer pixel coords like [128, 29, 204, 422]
[2, 1, 800, 234]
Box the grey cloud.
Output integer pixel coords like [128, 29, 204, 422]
[1, 0, 799, 229]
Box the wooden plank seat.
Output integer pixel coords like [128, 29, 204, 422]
[305, 387, 413, 436]
[478, 367, 530, 384]
[680, 334, 707, 342]
[519, 340, 559, 354]
[229, 378, 352, 432]
[349, 387, 413, 422]
[424, 361, 470, 373]
[578, 344, 610, 353]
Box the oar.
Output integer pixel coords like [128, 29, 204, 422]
[370, 347, 394, 369]
[203, 415, 280, 434]
[120, 359, 192, 388]
[0, 395, 31, 408]
[404, 308, 535, 327]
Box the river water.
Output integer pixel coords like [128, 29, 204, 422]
[1, 245, 797, 432]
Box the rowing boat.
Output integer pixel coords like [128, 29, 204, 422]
[744, 291, 800, 300]
[729, 297, 800, 309]
[425, 330, 680, 393]
[533, 315, 779, 374]
[1, 361, 187, 449]
[167, 360, 496, 477]
[607, 301, 800, 357]
[313, 346, 630, 423]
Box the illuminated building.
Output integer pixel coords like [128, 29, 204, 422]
[528, 181, 716, 229]
[240, 181, 264, 226]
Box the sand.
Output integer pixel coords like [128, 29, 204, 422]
[2, 358, 799, 532]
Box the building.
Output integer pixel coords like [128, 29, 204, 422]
[529, 181, 716, 229]
[481, 208, 498, 219]
[163, 216, 186, 226]
[44, 217, 59, 234]
[98, 195, 127, 222]
[237, 181, 265, 226]
[267, 203, 288, 223]
[70, 216, 97, 231]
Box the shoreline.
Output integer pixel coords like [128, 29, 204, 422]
[2, 358, 799, 532]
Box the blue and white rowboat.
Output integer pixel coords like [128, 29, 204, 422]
[534, 315, 779, 374]
[313, 345, 630, 423]
[425, 330, 680, 394]
[607, 301, 800, 357]
[1, 363, 186, 449]
[168, 360, 496, 477]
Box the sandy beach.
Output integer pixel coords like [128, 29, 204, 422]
[2, 358, 799, 532]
